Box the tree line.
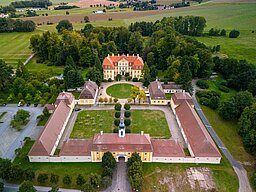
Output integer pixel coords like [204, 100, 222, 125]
[0, 18, 36, 32]
[10, 0, 52, 8]
[30, 17, 212, 90]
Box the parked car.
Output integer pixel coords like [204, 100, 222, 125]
[0, 103, 6, 107]
[18, 102, 22, 107]
[26, 103, 31, 107]
[34, 103, 38, 107]
[74, 108, 81, 111]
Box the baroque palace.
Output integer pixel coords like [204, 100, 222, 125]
[102, 54, 144, 80]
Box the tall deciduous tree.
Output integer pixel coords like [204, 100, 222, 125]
[128, 32, 143, 56]
[0, 59, 13, 91]
[56, 20, 73, 33]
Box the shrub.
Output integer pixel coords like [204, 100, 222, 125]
[108, 78, 112, 82]
[113, 128, 118, 133]
[114, 119, 120, 126]
[101, 176, 112, 189]
[76, 174, 85, 186]
[197, 91, 220, 109]
[124, 111, 131, 118]
[88, 173, 101, 188]
[219, 85, 230, 93]
[19, 181, 36, 192]
[229, 29, 240, 38]
[114, 103, 122, 111]
[104, 97, 108, 103]
[196, 80, 209, 89]
[115, 111, 121, 118]
[109, 97, 113, 103]
[132, 78, 139, 82]
[124, 118, 131, 126]
[113, 98, 118, 103]
[63, 175, 72, 185]
[37, 173, 48, 184]
[124, 103, 131, 110]
[98, 97, 103, 103]
[102, 166, 113, 177]
[24, 168, 35, 181]
[50, 174, 59, 184]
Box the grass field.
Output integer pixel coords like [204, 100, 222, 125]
[71, 110, 115, 138]
[0, 30, 41, 67]
[130, 110, 171, 139]
[142, 155, 238, 192]
[13, 140, 102, 189]
[195, 30, 256, 64]
[106, 84, 134, 99]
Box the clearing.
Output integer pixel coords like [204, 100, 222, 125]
[106, 83, 134, 99]
[71, 110, 115, 138]
[130, 110, 171, 139]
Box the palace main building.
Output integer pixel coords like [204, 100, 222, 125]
[102, 54, 144, 80]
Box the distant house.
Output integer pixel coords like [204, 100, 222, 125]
[78, 80, 98, 105]
[0, 13, 9, 18]
[148, 80, 168, 105]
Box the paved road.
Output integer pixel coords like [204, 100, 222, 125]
[192, 80, 252, 192]
[0, 105, 43, 160]
[104, 158, 132, 192]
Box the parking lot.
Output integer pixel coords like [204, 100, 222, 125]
[0, 104, 43, 160]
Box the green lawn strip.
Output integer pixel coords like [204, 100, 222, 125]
[130, 110, 171, 139]
[142, 155, 238, 192]
[165, 93, 172, 100]
[37, 114, 51, 126]
[71, 110, 115, 139]
[0, 112, 7, 120]
[106, 84, 134, 99]
[71, 92, 80, 100]
[13, 140, 102, 189]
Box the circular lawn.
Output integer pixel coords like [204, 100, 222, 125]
[106, 83, 134, 98]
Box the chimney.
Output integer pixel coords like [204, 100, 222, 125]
[141, 131, 144, 135]
[100, 131, 103, 135]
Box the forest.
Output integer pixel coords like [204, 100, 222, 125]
[0, 18, 36, 32]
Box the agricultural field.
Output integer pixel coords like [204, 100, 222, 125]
[71, 110, 115, 138]
[130, 110, 171, 139]
[13, 140, 102, 189]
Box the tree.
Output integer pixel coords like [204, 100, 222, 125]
[177, 63, 192, 91]
[113, 98, 118, 103]
[102, 166, 113, 178]
[124, 111, 131, 118]
[137, 90, 146, 104]
[50, 174, 59, 184]
[128, 32, 143, 56]
[102, 152, 116, 170]
[24, 168, 35, 181]
[76, 174, 85, 186]
[19, 181, 36, 192]
[220, 29, 226, 36]
[81, 183, 94, 192]
[142, 62, 151, 87]
[56, 20, 73, 33]
[63, 175, 72, 185]
[229, 29, 240, 38]
[101, 176, 112, 189]
[0, 59, 13, 91]
[37, 173, 48, 184]
[0, 158, 12, 180]
[130, 86, 140, 103]
[15, 109, 30, 124]
[124, 118, 131, 127]
[79, 47, 92, 67]
[84, 16, 90, 23]
[16, 60, 29, 79]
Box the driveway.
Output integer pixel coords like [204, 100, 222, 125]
[104, 158, 132, 192]
[0, 105, 43, 160]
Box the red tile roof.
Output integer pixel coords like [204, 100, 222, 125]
[79, 81, 98, 99]
[151, 139, 185, 157]
[55, 92, 74, 106]
[92, 133, 153, 152]
[172, 92, 193, 106]
[29, 101, 72, 156]
[175, 101, 221, 157]
[149, 81, 166, 100]
[60, 139, 93, 156]
[102, 55, 144, 69]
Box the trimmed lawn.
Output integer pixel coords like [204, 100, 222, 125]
[130, 110, 171, 139]
[13, 140, 102, 189]
[106, 83, 134, 99]
[71, 110, 115, 138]
[37, 114, 51, 126]
[165, 93, 172, 100]
[142, 155, 238, 192]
